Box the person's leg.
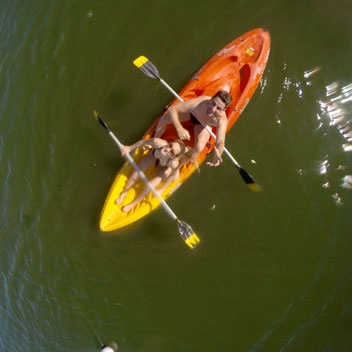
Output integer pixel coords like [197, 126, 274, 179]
[115, 170, 139, 204]
[121, 175, 162, 212]
[155, 167, 179, 196]
[155, 111, 192, 138]
[193, 124, 211, 155]
[154, 112, 171, 138]
[115, 152, 155, 205]
[122, 166, 173, 212]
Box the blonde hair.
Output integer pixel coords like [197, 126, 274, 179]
[171, 140, 199, 171]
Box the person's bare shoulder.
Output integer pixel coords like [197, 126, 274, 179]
[197, 95, 211, 103]
[171, 95, 209, 113]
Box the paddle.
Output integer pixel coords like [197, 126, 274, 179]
[133, 55, 260, 191]
[93, 111, 200, 249]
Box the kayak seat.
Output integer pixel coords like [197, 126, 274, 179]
[203, 71, 241, 102]
[181, 73, 241, 102]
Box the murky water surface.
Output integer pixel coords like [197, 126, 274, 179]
[1, 1, 352, 351]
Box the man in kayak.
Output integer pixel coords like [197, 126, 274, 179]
[154, 90, 232, 167]
[115, 138, 195, 212]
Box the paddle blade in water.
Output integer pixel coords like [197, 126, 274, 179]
[248, 182, 261, 192]
[238, 167, 260, 191]
[177, 219, 200, 249]
[133, 56, 160, 80]
[93, 111, 110, 131]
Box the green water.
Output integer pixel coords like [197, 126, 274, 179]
[1, 1, 352, 351]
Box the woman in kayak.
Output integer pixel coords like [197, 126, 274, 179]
[115, 138, 195, 212]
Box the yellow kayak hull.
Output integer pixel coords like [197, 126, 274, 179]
[100, 148, 197, 231]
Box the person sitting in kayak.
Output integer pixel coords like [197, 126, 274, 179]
[115, 138, 195, 212]
[154, 90, 232, 167]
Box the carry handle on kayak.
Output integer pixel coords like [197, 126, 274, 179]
[93, 111, 200, 249]
[133, 56, 260, 192]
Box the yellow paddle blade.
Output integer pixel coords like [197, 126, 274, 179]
[248, 183, 261, 192]
[133, 55, 160, 80]
[185, 235, 198, 248]
[185, 234, 200, 249]
[185, 239, 194, 249]
[177, 219, 200, 249]
[133, 56, 149, 68]
[191, 234, 200, 243]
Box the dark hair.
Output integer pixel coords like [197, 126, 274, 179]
[213, 90, 232, 108]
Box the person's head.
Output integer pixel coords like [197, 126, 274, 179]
[160, 140, 191, 159]
[207, 90, 232, 116]
[158, 140, 198, 171]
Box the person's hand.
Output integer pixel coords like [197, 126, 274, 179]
[206, 147, 222, 167]
[120, 145, 131, 156]
[142, 144, 153, 151]
[176, 127, 190, 140]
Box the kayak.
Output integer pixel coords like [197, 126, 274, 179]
[99, 28, 270, 231]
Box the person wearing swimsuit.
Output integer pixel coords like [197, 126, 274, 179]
[115, 137, 194, 212]
[154, 90, 232, 167]
[190, 112, 201, 125]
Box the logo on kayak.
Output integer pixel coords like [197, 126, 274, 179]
[246, 47, 255, 56]
[217, 45, 235, 56]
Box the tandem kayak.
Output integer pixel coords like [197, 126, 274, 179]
[99, 28, 270, 231]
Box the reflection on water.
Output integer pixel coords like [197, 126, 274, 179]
[318, 158, 329, 175]
[275, 63, 351, 208]
[331, 192, 344, 206]
[300, 67, 352, 206]
[318, 81, 352, 150]
[341, 174, 352, 189]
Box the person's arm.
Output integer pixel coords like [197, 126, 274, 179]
[167, 97, 205, 140]
[120, 138, 165, 156]
[207, 116, 227, 167]
[167, 106, 190, 140]
[156, 167, 180, 196]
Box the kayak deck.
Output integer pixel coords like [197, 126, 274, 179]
[100, 28, 270, 231]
